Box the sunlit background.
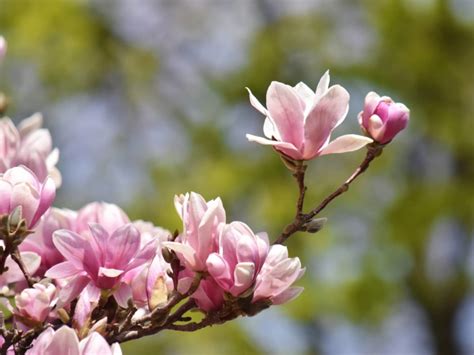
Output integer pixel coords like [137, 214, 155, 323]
[1, 0, 474, 354]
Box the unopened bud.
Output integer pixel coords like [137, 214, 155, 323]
[8, 206, 22, 228]
[303, 217, 327, 233]
[162, 247, 174, 263]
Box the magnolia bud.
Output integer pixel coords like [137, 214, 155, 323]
[303, 217, 327, 233]
[358, 92, 409, 144]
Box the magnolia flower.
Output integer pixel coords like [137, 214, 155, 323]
[358, 91, 410, 144]
[246, 71, 372, 161]
[75, 201, 130, 235]
[45, 224, 157, 316]
[0, 36, 6, 61]
[164, 192, 226, 271]
[127, 253, 172, 310]
[26, 326, 121, 355]
[206, 222, 269, 297]
[14, 283, 57, 327]
[190, 277, 225, 312]
[0, 166, 55, 228]
[0, 114, 61, 187]
[253, 244, 305, 305]
[20, 208, 76, 276]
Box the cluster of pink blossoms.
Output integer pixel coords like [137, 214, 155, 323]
[0, 36, 409, 354]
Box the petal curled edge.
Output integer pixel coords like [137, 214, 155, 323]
[318, 135, 373, 156]
[246, 134, 303, 160]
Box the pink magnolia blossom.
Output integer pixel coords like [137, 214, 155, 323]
[206, 222, 269, 297]
[14, 283, 57, 327]
[20, 208, 76, 276]
[128, 253, 173, 310]
[164, 192, 226, 271]
[0, 36, 6, 61]
[0, 114, 61, 187]
[253, 244, 305, 305]
[0, 166, 55, 228]
[45, 224, 157, 313]
[177, 269, 225, 312]
[358, 91, 410, 144]
[26, 326, 121, 355]
[246, 71, 372, 161]
[132, 219, 172, 247]
[75, 201, 130, 235]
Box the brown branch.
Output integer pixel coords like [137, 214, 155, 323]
[274, 143, 383, 245]
[11, 251, 35, 287]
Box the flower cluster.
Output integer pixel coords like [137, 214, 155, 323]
[0, 36, 409, 354]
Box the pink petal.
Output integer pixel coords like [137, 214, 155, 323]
[246, 87, 267, 116]
[57, 275, 90, 307]
[26, 327, 55, 355]
[293, 82, 315, 110]
[30, 176, 56, 227]
[206, 253, 232, 289]
[303, 85, 350, 159]
[45, 261, 81, 279]
[271, 286, 304, 305]
[18, 113, 43, 138]
[52, 230, 90, 269]
[318, 134, 372, 156]
[10, 182, 39, 227]
[114, 283, 132, 308]
[162, 241, 198, 269]
[0, 180, 12, 215]
[105, 224, 140, 270]
[314, 70, 330, 100]
[361, 91, 381, 127]
[45, 326, 80, 355]
[73, 284, 100, 329]
[266, 81, 305, 149]
[246, 134, 303, 160]
[231, 262, 255, 296]
[80, 332, 114, 355]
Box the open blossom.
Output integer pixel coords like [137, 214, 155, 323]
[0, 166, 55, 228]
[206, 222, 269, 297]
[20, 208, 76, 276]
[358, 92, 409, 144]
[45, 224, 157, 311]
[0, 114, 61, 187]
[164, 192, 226, 271]
[14, 283, 57, 327]
[246, 71, 372, 161]
[26, 326, 121, 355]
[75, 201, 130, 235]
[253, 244, 305, 305]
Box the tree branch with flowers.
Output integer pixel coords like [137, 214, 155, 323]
[0, 36, 409, 354]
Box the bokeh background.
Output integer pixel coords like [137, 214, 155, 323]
[1, 0, 473, 354]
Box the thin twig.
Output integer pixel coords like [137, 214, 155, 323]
[11, 251, 35, 287]
[274, 144, 383, 245]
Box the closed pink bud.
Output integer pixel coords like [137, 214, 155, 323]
[206, 222, 269, 297]
[20, 208, 76, 276]
[0, 115, 62, 187]
[26, 326, 122, 355]
[358, 92, 409, 144]
[253, 245, 305, 305]
[76, 201, 130, 235]
[164, 192, 226, 271]
[0, 166, 56, 228]
[14, 283, 57, 326]
[246, 71, 372, 161]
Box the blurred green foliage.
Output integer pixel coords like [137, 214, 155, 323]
[1, 0, 473, 354]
